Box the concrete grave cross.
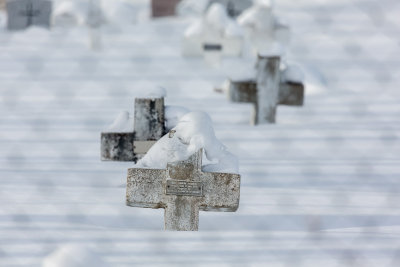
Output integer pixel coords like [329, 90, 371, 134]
[6, 0, 52, 31]
[101, 97, 165, 162]
[126, 149, 240, 231]
[182, 3, 243, 62]
[227, 55, 304, 124]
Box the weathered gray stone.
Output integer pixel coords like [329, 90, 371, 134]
[226, 55, 304, 124]
[256, 55, 280, 124]
[134, 98, 165, 141]
[7, 0, 52, 31]
[151, 0, 180, 17]
[126, 149, 241, 231]
[101, 132, 134, 161]
[101, 97, 166, 163]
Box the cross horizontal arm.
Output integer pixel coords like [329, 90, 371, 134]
[279, 81, 304, 106]
[199, 172, 240, 212]
[126, 168, 165, 208]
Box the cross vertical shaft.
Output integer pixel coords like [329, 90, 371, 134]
[255, 55, 280, 124]
[20, 2, 40, 26]
[164, 199, 200, 231]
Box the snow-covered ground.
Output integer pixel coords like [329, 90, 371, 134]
[1, 0, 400, 266]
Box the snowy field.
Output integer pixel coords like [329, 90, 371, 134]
[1, 0, 400, 266]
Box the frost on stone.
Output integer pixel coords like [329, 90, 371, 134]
[136, 112, 239, 174]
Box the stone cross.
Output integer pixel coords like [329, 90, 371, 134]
[6, 0, 52, 31]
[86, 0, 105, 50]
[182, 3, 243, 60]
[227, 55, 304, 124]
[126, 149, 240, 231]
[101, 97, 165, 162]
[151, 0, 180, 17]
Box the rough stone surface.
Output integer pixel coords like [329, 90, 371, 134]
[279, 81, 304, 106]
[151, 0, 180, 18]
[101, 132, 134, 162]
[101, 97, 166, 163]
[134, 98, 165, 141]
[226, 56, 304, 124]
[7, 0, 52, 31]
[126, 149, 241, 231]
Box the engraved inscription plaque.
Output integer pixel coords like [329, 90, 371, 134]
[203, 44, 223, 51]
[166, 179, 203, 197]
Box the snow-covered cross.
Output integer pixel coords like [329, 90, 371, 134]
[237, 0, 290, 55]
[126, 148, 240, 231]
[226, 54, 304, 124]
[6, 0, 52, 31]
[101, 97, 166, 162]
[182, 3, 244, 63]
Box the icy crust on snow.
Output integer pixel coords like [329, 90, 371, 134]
[42, 244, 109, 267]
[136, 112, 239, 174]
[184, 3, 243, 38]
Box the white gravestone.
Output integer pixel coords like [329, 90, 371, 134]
[101, 97, 165, 162]
[182, 3, 244, 65]
[126, 148, 240, 231]
[223, 54, 304, 124]
[237, 1, 290, 55]
[6, 0, 52, 31]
